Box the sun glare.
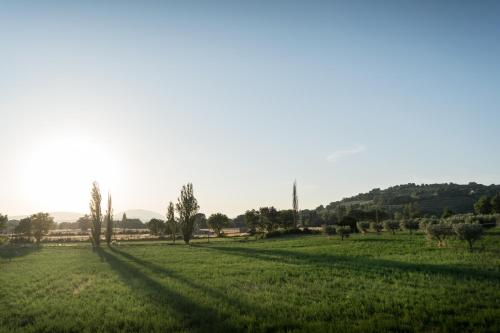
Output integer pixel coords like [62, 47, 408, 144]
[20, 136, 120, 212]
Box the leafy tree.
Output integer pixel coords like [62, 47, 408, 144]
[31, 212, 54, 244]
[474, 196, 492, 214]
[0, 213, 7, 233]
[383, 220, 400, 235]
[426, 223, 453, 247]
[105, 193, 113, 246]
[491, 194, 500, 214]
[89, 181, 103, 248]
[323, 224, 336, 237]
[356, 221, 370, 234]
[244, 209, 260, 234]
[194, 213, 207, 231]
[77, 215, 92, 232]
[15, 217, 32, 239]
[166, 202, 177, 243]
[207, 213, 229, 237]
[146, 218, 165, 236]
[338, 216, 356, 232]
[441, 207, 453, 218]
[278, 209, 295, 229]
[121, 213, 127, 233]
[336, 226, 351, 240]
[400, 219, 419, 234]
[453, 223, 483, 252]
[259, 207, 279, 232]
[293, 180, 299, 228]
[175, 183, 199, 244]
[371, 221, 383, 234]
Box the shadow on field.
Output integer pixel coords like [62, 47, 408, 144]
[201, 245, 500, 283]
[96, 247, 260, 332]
[0, 245, 40, 260]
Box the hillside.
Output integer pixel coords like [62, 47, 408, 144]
[321, 182, 500, 216]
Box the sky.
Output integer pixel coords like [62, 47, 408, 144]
[1, 0, 500, 218]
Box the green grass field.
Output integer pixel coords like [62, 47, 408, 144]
[1, 229, 499, 333]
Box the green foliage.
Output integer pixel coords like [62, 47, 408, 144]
[0, 213, 7, 233]
[383, 220, 400, 235]
[266, 228, 317, 238]
[441, 207, 453, 218]
[418, 217, 439, 230]
[259, 207, 279, 232]
[105, 194, 114, 246]
[400, 219, 419, 234]
[207, 213, 229, 237]
[244, 209, 260, 234]
[31, 212, 55, 244]
[356, 221, 370, 234]
[146, 219, 165, 236]
[474, 195, 493, 214]
[165, 202, 177, 243]
[277, 209, 295, 229]
[336, 226, 351, 240]
[370, 221, 383, 234]
[425, 223, 453, 247]
[14, 217, 33, 240]
[453, 223, 483, 251]
[89, 181, 103, 248]
[322, 224, 336, 236]
[77, 215, 92, 232]
[468, 214, 498, 229]
[176, 183, 199, 244]
[492, 194, 500, 214]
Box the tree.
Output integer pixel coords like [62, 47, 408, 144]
[453, 223, 483, 252]
[207, 213, 229, 237]
[441, 207, 453, 218]
[491, 194, 500, 214]
[105, 193, 113, 246]
[323, 224, 336, 238]
[293, 180, 299, 228]
[400, 219, 419, 234]
[0, 213, 7, 233]
[259, 207, 279, 232]
[146, 218, 165, 236]
[166, 202, 177, 244]
[474, 196, 492, 214]
[89, 181, 103, 248]
[383, 220, 400, 235]
[371, 221, 383, 234]
[426, 223, 453, 247]
[31, 212, 54, 244]
[278, 210, 295, 229]
[356, 221, 370, 234]
[244, 209, 260, 234]
[121, 213, 127, 233]
[175, 183, 199, 244]
[336, 226, 351, 240]
[78, 215, 92, 232]
[15, 217, 33, 239]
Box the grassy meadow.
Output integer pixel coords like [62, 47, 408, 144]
[1, 229, 499, 333]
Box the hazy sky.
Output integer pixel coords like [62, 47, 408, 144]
[1, 0, 500, 217]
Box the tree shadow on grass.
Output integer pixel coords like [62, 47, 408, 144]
[107, 247, 269, 324]
[96, 247, 241, 333]
[201, 245, 500, 283]
[0, 244, 40, 260]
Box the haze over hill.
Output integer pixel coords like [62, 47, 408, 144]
[10, 209, 164, 223]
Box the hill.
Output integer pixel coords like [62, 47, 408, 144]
[320, 182, 500, 216]
[115, 209, 164, 223]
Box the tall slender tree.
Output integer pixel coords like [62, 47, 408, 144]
[105, 193, 113, 246]
[293, 180, 299, 228]
[89, 181, 103, 248]
[166, 201, 177, 244]
[122, 212, 127, 234]
[0, 213, 7, 233]
[175, 183, 199, 244]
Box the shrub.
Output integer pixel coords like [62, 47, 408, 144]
[453, 223, 483, 252]
[336, 226, 351, 240]
[400, 219, 419, 234]
[370, 222, 383, 234]
[468, 214, 498, 229]
[425, 223, 453, 247]
[323, 225, 336, 237]
[383, 220, 400, 235]
[356, 221, 370, 234]
[418, 218, 439, 230]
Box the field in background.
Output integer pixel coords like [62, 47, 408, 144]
[1, 229, 499, 332]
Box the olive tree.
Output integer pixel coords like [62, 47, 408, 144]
[425, 223, 453, 247]
[323, 224, 336, 238]
[89, 181, 103, 248]
[453, 223, 483, 252]
[175, 183, 199, 244]
[207, 213, 229, 237]
[147, 218, 165, 236]
[31, 212, 54, 244]
[336, 226, 351, 240]
[383, 220, 400, 235]
[356, 221, 370, 234]
[400, 219, 419, 234]
[371, 221, 383, 234]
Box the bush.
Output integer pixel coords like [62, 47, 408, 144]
[426, 223, 453, 247]
[468, 214, 498, 229]
[356, 221, 370, 234]
[265, 228, 319, 239]
[336, 226, 351, 240]
[400, 219, 419, 234]
[453, 223, 483, 252]
[323, 225, 336, 237]
[370, 222, 383, 234]
[383, 220, 400, 235]
[418, 218, 439, 230]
